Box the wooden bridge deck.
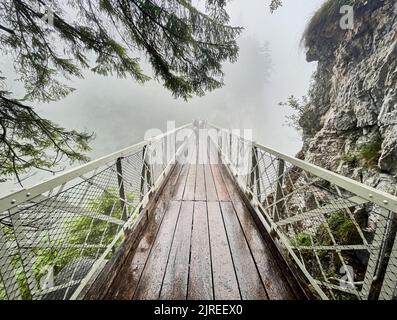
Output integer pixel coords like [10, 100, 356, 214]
[85, 146, 305, 300]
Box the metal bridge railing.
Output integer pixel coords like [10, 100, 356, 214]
[207, 123, 397, 300]
[2, 121, 397, 300]
[0, 123, 193, 300]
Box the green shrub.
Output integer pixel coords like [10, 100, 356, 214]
[0, 188, 134, 300]
[327, 211, 361, 245]
[291, 232, 312, 247]
[358, 141, 382, 168]
[289, 211, 364, 299]
[341, 152, 359, 167]
[341, 140, 382, 169]
[314, 224, 333, 246]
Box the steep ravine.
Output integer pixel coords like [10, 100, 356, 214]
[299, 0, 397, 202]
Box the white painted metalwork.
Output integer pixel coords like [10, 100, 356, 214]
[1, 121, 396, 300]
[206, 122, 397, 300]
[0, 123, 193, 300]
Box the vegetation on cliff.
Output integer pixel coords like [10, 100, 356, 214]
[302, 0, 366, 48]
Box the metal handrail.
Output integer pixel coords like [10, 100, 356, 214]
[207, 122, 397, 214]
[0, 123, 192, 213]
[206, 122, 397, 300]
[1, 121, 396, 300]
[0, 123, 193, 300]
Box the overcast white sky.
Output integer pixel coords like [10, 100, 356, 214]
[1, 0, 325, 193]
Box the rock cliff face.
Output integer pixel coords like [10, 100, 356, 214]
[299, 0, 397, 196]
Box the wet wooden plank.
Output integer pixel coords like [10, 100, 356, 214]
[195, 165, 206, 201]
[103, 162, 185, 299]
[84, 213, 148, 299]
[155, 162, 182, 205]
[211, 165, 230, 201]
[160, 201, 194, 300]
[133, 201, 182, 300]
[204, 165, 218, 201]
[89, 141, 304, 300]
[197, 130, 208, 165]
[84, 161, 183, 300]
[104, 212, 163, 299]
[220, 165, 298, 300]
[183, 165, 196, 201]
[207, 202, 240, 300]
[173, 143, 196, 200]
[207, 137, 220, 165]
[220, 202, 268, 300]
[188, 202, 213, 300]
[172, 164, 189, 200]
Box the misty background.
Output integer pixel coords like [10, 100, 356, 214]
[0, 0, 324, 195]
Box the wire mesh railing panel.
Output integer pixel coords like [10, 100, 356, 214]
[119, 152, 149, 210]
[0, 158, 135, 300]
[380, 235, 397, 299]
[208, 124, 397, 300]
[0, 123, 193, 300]
[3, 121, 395, 300]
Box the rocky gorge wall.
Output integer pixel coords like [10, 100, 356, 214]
[299, 0, 397, 198]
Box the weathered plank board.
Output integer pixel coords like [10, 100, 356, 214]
[220, 202, 268, 300]
[207, 202, 240, 300]
[104, 210, 164, 299]
[183, 165, 196, 201]
[84, 160, 183, 300]
[86, 139, 305, 301]
[188, 202, 213, 300]
[172, 164, 189, 200]
[172, 142, 196, 200]
[211, 165, 230, 201]
[204, 165, 218, 201]
[102, 161, 184, 299]
[220, 164, 301, 299]
[195, 165, 206, 201]
[133, 201, 182, 300]
[160, 201, 194, 300]
[197, 131, 206, 165]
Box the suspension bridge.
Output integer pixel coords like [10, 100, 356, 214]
[0, 122, 396, 300]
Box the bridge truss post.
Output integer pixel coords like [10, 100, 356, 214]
[273, 158, 285, 222]
[249, 146, 261, 200]
[229, 133, 232, 163]
[116, 158, 128, 221]
[380, 229, 397, 299]
[139, 145, 153, 203]
[361, 208, 397, 299]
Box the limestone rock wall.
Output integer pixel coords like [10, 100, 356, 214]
[300, 0, 397, 196]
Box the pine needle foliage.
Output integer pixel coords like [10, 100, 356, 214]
[0, 0, 243, 182]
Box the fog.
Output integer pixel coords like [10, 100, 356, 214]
[1, 0, 325, 194]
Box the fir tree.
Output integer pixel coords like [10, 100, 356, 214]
[0, 0, 243, 183]
[0, 1, 283, 183]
